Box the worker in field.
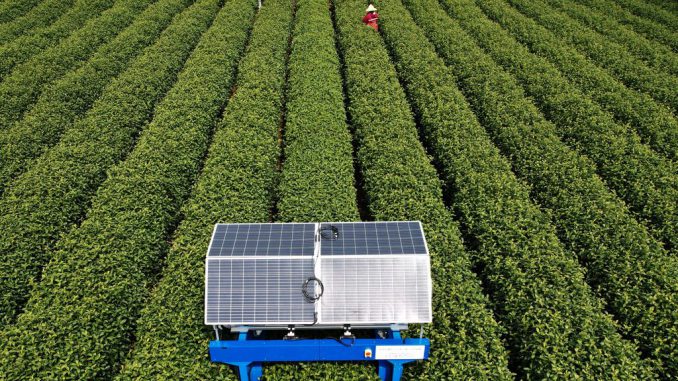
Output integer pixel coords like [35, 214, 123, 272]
[362, 4, 379, 31]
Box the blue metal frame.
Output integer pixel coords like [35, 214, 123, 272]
[209, 329, 430, 381]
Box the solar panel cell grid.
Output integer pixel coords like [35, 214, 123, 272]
[321, 221, 427, 255]
[205, 258, 315, 324]
[208, 223, 316, 257]
[319, 256, 431, 323]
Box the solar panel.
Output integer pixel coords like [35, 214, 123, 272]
[205, 222, 432, 326]
[320, 221, 428, 255]
[207, 223, 316, 257]
[319, 255, 431, 324]
[205, 258, 315, 324]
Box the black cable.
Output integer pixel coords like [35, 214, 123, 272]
[283, 334, 355, 347]
[324, 335, 355, 347]
[302, 277, 324, 303]
[319, 225, 339, 240]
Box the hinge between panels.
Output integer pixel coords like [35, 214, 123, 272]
[313, 223, 322, 324]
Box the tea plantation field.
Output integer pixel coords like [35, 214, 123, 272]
[0, 0, 676, 379]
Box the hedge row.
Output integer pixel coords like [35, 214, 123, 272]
[405, 0, 678, 377]
[452, 0, 678, 253]
[0, 0, 150, 129]
[0, 0, 219, 328]
[378, 0, 654, 378]
[543, 0, 678, 77]
[276, 0, 359, 223]
[507, 0, 678, 113]
[472, 0, 678, 162]
[573, 0, 678, 52]
[0, 1, 232, 377]
[0, 0, 74, 44]
[645, 0, 678, 15]
[268, 0, 365, 378]
[0, 0, 193, 193]
[333, 0, 513, 379]
[0, 0, 115, 80]
[613, 0, 678, 32]
[114, 0, 291, 378]
[0, 0, 41, 23]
